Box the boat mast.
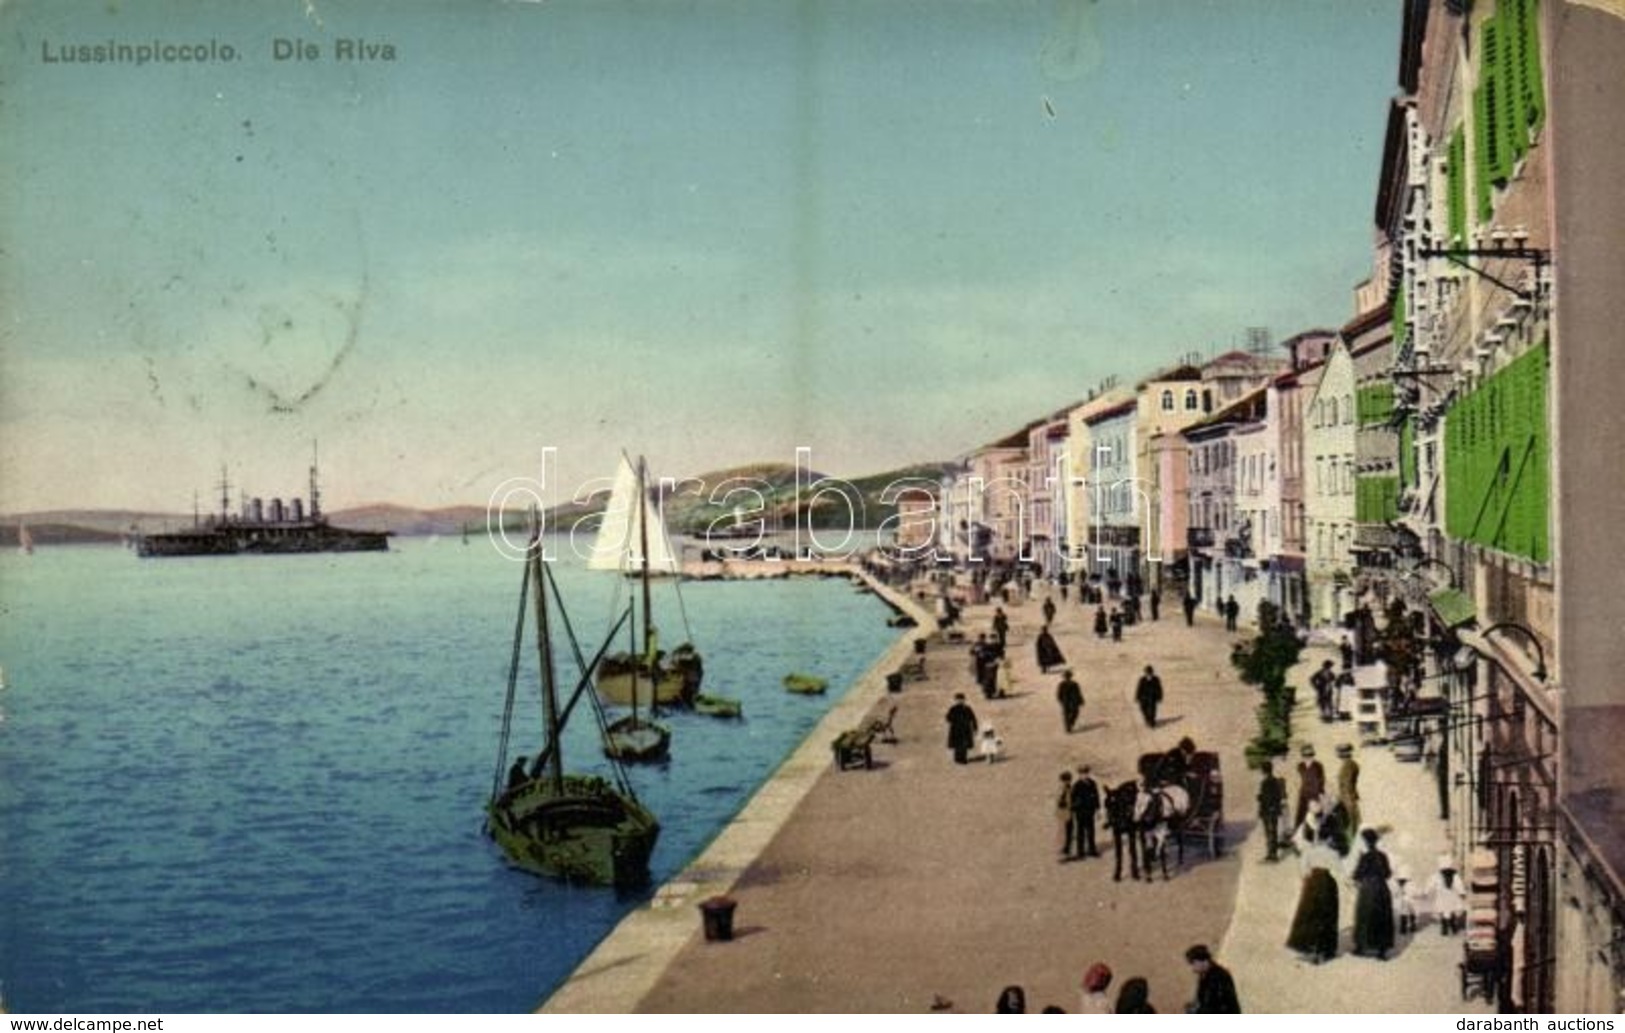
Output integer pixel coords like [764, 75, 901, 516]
[636, 455, 658, 722]
[637, 456, 655, 661]
[217, 465, 231, 524]
[531, 521, 564, 792]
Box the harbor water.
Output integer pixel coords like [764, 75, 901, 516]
[0, 538, 899, 1012]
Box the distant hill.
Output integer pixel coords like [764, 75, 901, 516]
[0, 459, 953, 541]
[658, 460, 952, 533]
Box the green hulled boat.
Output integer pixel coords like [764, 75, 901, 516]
[693, 693, 744, 718]
[783, 672, 829, 695]
[486, 530, 659, 888]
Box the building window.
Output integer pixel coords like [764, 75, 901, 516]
[1161, 390, 1175, 412]
[1184, 389, 1198, 410]
[1343, 395, 1354, 424]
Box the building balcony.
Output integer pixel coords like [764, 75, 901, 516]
[1187, 527, 1214, 549]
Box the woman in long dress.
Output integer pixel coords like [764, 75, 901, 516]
[1352, 828, 1396, 958]
[1034, 625, 1066, 673]
[1286, 824, 1341, 962]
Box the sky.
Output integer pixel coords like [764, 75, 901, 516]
[0, 0, 1402, 514]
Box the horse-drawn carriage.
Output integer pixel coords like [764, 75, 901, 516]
[1136, 749, 1225, 859]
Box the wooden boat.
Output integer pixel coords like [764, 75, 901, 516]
[604, 713, 671, 762]
[783, 673, 829, 695]
[593, 454, 703, 709]
[693, 693, 744, 719]
[486, 529, 659, 888]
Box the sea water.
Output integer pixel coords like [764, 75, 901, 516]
[0, 539, 899, 1012]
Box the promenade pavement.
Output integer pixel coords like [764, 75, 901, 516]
[1217, 642, 1495, 1014]
[543, 580, 1492, 1014]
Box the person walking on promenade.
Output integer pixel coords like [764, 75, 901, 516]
[1114, 977, 1156, 1013]
[1286, 824, 1341, 963]
[971, 635, 998, 700]
[1352, 829, 1396, 959]
[1183, 593, 1198, 626]
[1069, 765, 1102, 858]
[1149, 591, 1161, 622]
[1078, 963, 1113, 1013]
[1224, 595, 1240, 631]
[1035, 624, 1066, 674]
[992, 607, 1010, 651]
[1257, 760, 1287, 862]
[1135, 665, 1163, 728]
[946, 693, 979, 765]
[1336, 743, 1362, 838]
[1055, 669, 1084, 733]
[1093, 606, 1108, 639]
[1183, 945, 1241, 1013]
[1311, 660, 1337, 722]
[1110, 609, 1124, 642]
[1294, 744, 1326, 831]
[1339, 634, 1355, 673]
[1056, 771, 1076, 858]
[1042, 595, 1057, 626]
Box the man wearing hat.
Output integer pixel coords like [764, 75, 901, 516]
[945, 693, 979, 765]
[1256, 760, 1287, 862]
[1069, 765, 1101, 859]
[1055, 669, 1084, 733]
[1336, 743, 1361, 837]
[1294, 744, 1326, 832]
[1134, 665, 1163, 728]
[1311, 659, 1337, 722]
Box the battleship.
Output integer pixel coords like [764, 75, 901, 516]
[137, 455, 389, 558]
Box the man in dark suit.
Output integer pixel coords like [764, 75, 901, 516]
[1135, 665, 1163, 728]
[945, 693, 978, 764]
[1069, 766, 1101, 858]
[1055, 670, 1084, 733]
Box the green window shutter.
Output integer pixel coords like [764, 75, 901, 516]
[1521, 0, 1546, 133]
[1392, 284, 1407, 350]
[1400, 417, 1416, 490]
[1530, 342, 1550, 561]
[1482, 21, 1510, 186]
[1448, 128, 1467, 249]
[1501, 0, 1529, 160]
[1474, 82, 1493, 224]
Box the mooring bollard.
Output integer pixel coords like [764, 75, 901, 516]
[699, 895, 737, 942]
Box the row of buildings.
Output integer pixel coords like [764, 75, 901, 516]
[900, 0, 1624, 1014]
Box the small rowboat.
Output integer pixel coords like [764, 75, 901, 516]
[693, 693, 744, 719]
[783, 673, 829, 695]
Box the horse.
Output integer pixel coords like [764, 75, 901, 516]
[1104, 780, 1143, 882]
[1132, 781, 1192, 881]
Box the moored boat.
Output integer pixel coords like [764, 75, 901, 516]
[593, 454, 704, 709]
[783, 672, 829, 695]
[486, 527, 659, 888]
[692, 693, 744, 719]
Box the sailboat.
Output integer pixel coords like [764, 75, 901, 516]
[592, 454, 704, 708]
[17, 523, 34, 555]
[598, 455, 675, 762]
[485, 526, 660, 888]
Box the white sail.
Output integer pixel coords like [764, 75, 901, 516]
[587, 455, 678, 575]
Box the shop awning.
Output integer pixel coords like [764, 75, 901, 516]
[1428, 587, 1477, 629]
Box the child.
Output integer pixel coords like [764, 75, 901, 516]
[979, 725, 1004, 764]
